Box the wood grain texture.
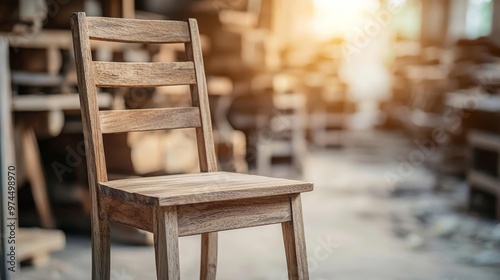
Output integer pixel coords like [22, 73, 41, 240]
[93, 61, 196, 87]
[177, 195, 291, 236]
[94, 217, 110, 280]
[87, 17, 190, 43]
[100, 107, 201, 134]
[200, 232, 217, 280]
[282, 194, 309, 280]
[153, 207, 180, 280]
[99, 171, 314, 206]
[71, 13, 110, 280]
[185, 19, 218, 173]
[100, 194, 153, 232]
[185, 19, 219, 280]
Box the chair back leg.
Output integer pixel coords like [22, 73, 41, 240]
[200, 232, 218, 280]
[92, 217, 110, 280]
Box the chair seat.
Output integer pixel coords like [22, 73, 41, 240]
[99, 171, 313, 206]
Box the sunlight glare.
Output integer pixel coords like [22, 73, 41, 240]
[311, 0, 380, 39]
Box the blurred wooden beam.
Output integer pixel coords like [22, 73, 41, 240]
[492, 0, 500, 42]
[103, 0, 135, 18]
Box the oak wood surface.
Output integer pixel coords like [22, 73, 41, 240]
[177, 195, 292, 236]
[100, 107, 201, 134]
[93, 61, 196, 87]
[185, 19, 219, 280]
[154, 207, 180, 280]
[200, 232, 218, 280]
[99, 171, 313, 206]
[87, 17, 190, 43]
[100, 194, 153, 232]
[282, 194, 309, 280]
[186, 19, 218, 174]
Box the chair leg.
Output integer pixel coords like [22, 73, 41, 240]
[282, 194, 309, 280]
[153, 207, 180, 280]
[200, 232, 218, 280]
[92, 217, 110, 280]
[22, 126, 55, 228]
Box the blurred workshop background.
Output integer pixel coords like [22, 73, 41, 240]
[1, 0, 500, 279]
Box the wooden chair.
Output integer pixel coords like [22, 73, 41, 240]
[70, 13, 313, 280]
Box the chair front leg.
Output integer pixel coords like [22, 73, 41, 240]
[154, 206, 180, 280]
[92, 217, 110, 280]
[282, 194, 309, 280]
[200, 232, 218, 280]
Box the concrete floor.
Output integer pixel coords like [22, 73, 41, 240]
[18, 137, 500, 279]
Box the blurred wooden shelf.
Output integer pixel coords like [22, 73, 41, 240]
[18, 228, 65, 266]
[13, 93, 113, 112]
[468, 129, 500, 151]
[12, 72, 65, 87]
[468, 130, 500, 219]
[468, 170, 500, 195]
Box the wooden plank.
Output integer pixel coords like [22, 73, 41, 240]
[17, 228, 65, 262]
[93, 61, 196, 87]
[11, 72, 64, 87]
[71, 13, 111, 280]
[100, 107, 201, 134]
[87, 16, 190, 43]
[468, 170, 500, 195]
[0, 36, 16, 280]
[0, 30, 73, 49]
[186, 19, 218, 173]
[12, 93, 113, 112]
[153, 207, 180, 280]
[282, 194, 309, 280]
[468, 130, 500, 152]
[100, 194, 153, 232]
[99, 172, 314, 206]
[177, 195, 291, 237]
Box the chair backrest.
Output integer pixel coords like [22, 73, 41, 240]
[70, 13, 217, 196]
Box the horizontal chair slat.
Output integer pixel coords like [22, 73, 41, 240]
[100, 107, 201, 134]
[87, 17, 190, 43]
[93, 61, 196, 87]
